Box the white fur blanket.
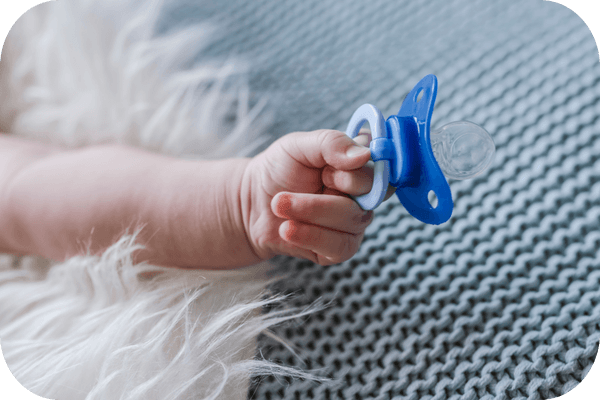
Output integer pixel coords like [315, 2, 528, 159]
[0, 1, 311, 398]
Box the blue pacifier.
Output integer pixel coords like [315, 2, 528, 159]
[345, 74, 495, 225]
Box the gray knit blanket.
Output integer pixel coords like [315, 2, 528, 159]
[164, 0, 600, 398]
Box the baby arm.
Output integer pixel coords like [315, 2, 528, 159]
[0, 130, 380, 269]
[0, 134, 255, 268]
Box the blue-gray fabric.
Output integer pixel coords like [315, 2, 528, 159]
[163, 0, 600, 398]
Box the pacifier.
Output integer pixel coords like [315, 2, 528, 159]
[345, 74, 495, 225]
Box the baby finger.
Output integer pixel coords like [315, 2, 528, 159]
[322, 164, 396, 202]
[272, 192, 372, 235]
[279, 220, 361, 263]
[322, 163, 374, 195]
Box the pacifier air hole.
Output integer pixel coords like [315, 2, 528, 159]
[427, 190, 438, 208]
[416, 89, 424, 102]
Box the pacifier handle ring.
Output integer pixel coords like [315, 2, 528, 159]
[345, 104, 390, 210]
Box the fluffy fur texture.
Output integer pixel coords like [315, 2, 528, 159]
[0, 1, 311, 398]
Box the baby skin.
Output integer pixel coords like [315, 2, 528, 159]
[0, 130, 392, 269]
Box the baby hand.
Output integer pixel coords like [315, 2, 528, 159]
[240, 129, 385, 265]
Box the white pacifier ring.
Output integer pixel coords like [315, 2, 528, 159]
[345, 104, 390, 210]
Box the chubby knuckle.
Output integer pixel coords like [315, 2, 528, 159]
[318, 128, 343, 139]
[276, 131, 296, 147]
[316, 129, 337, 146]
[320, 129, 348, 153]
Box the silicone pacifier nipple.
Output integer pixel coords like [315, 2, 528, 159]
[431, 121, 495, 180]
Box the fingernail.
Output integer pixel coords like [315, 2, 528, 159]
[275, 193, 292, 218]
[346, 144, 369, 158]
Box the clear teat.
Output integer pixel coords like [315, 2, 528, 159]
[430, 121, 495, 180]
